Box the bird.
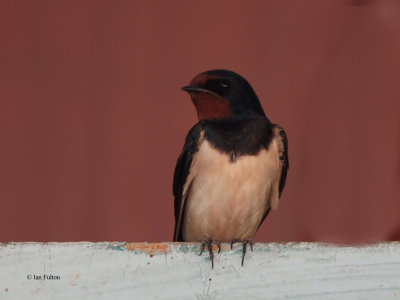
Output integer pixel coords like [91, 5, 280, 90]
[173, 69, 289, 268]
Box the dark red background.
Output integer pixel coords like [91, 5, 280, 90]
[1, 1, 399, 242]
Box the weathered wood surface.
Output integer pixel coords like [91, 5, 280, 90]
[1, 242, 400, 299]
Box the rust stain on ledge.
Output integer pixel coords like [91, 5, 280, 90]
[125, 243, 169, 255]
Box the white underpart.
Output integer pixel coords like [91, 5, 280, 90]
[182, 138, 281, 242]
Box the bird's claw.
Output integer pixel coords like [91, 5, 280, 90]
[199, 236, 221, 269]
[230, 238, 254, 266]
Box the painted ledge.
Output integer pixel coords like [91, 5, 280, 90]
[1, 242, 400, 299]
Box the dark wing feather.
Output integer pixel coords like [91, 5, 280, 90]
[257, 124, 289, 230]
[173, 122, 204, 241]
[275, 124, 289, 197]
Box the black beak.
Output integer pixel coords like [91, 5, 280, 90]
[181, 86, 202, 93]
[181, 86, 219, 96]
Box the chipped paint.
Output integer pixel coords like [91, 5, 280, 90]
[125, 242, 169, 255]
[70, 273, 80, 287]
[106, 244, 126, 251]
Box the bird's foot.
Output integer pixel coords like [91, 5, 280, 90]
[230, 238, 253, 266]
[199, 236, 221, 269]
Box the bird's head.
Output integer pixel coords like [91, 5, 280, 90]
[182, 69, 265, 121]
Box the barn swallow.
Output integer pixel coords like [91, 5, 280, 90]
[173, 69, 289, 268]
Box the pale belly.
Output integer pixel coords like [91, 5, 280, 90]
[182, 140, 280, 242]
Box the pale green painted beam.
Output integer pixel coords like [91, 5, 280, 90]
[1, 242, 400, 299]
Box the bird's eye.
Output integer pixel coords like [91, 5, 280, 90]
[219, 80, 231, 89]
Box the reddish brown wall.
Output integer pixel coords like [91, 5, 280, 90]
[1, 1, 399, 242]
